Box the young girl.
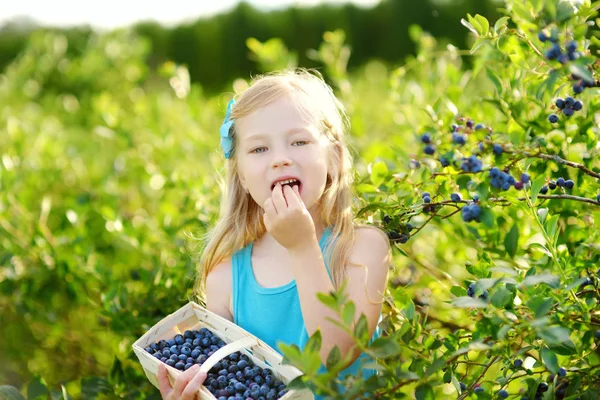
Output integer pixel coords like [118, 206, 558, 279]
[158, 69, 391, 400]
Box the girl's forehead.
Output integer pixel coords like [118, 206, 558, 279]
[236, 96, 320, 140]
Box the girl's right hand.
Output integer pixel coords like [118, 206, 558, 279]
[157, 362, 207, 400]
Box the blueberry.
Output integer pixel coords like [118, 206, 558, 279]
[548, 113, 559, 123]
[490, 167, 500, 178]
[474, 386, 484, 393]
[167, 339, 176, 347]
[174, 334, 184, 345]
[466, 119, 474, 128]
[424, 144, 435, 155]
[549, 180, 557, 190]
[567, 41, 577, 52]
[538, 382, 549, 392]
[556, 177, 565, 187]
[538, 31, 548, 42]
[479, 290, 488, 300]
[502, 182, 511, 191]
[595, 330, 600, 339]
[451, 193, 461, 202]
[421, 133, 431, 143]
[565, 179, 574, 189]
[175, 361, 185, 370]
[514, 359, 523, 368]
[493, 144, 503, 155]
[514, 181, 524, 190]
[459, 382, 467, 391]
[166, 359, 176, 367]
[178, 354, 187, 361]
[573, 84, 584, 94]
[540, 185, 548, 195]
[184, 362, 194, 370]
[498, 389, 509, 398]
[597, 194, 600, 203]
[573, 100, 583, 111]
[191, 349, 201, 358]
[558, 54, 569, 64]
[452, 133, 466, 145]
[475, 123, 485, 130]
[555, 98, 565, 109]
[422, 192, 430, 198]
[565, 96, 575, 107]
[423, 196, 431, 204]
[467, 283, 475, 297]
[440, 157, 450, 167]
[473, 195, 479, 201]
[558, 367, 567, 377]
[520, 173, 530, 184]
[563, 106, 574, 117]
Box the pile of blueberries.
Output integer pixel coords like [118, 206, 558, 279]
[144, 328, 289, 400]
[548, 96, 584, 122]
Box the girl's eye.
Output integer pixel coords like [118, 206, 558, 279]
[251, 147, 267, 154]
[250, 141, 308, 154]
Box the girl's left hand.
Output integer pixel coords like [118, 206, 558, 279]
[262, 183, 316, 251]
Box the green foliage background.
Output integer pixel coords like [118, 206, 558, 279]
[1, 0, 600, 399]
[0, 0, 503, 92]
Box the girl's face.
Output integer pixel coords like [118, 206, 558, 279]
[235, 95, 330, 216]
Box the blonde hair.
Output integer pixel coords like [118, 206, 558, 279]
[193, 68, 376, 304]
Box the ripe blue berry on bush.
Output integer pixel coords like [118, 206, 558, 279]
[144, 328, 289, 399]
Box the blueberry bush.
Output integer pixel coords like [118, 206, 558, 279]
[1, 0, 599, 399]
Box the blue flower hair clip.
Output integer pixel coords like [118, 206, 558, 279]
[220, 98, 236, 159]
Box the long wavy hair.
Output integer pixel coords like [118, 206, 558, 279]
[193, 68, 374, 304]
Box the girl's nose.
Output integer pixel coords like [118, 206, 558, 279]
[270, 150, 292, 169]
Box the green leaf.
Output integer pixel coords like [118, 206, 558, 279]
[460, 18, 479, 36]
[474, 15, 489, 36]
[342, 301, 355, 327]
[537, 325, 571, 345]
[541, 347, 559, 374]
[451, 286, 467, 297]
[569, 63, 594, 85]
[366, 337, 404, 358]
[530, 175, 546, 203]
[370, 161, 388, 187]
[490, 287, 513, 308]
[486, 67, 503, 94]
[521, 273, 560, 288]
[286, 376, 307, 391]
[26, 376, 48, 400]
[452, 296, 488, 308]
[354, 314, 369, 341]
[0, 386, 26, 400]
[426, 358, 446, 376]
[80, 377, 110, 399]
[527, 297, 554, 319]
[504, 223, 519, 258]
[493, 16, 510, 35]
[404, 300, 415, 321]
[544, 215, 560, 242]
[325, 346, 341, 370]
[305, 331, 322, 354]
[415, 383, 434, 400]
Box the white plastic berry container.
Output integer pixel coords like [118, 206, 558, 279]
[132, 301, 314, 400]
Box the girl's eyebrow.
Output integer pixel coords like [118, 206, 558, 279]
[244, 128, 311, 142]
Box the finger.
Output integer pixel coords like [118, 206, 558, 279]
[272, 183, 288, 210]
[283, 185, 301, 209]
[157, 363, 173, 398]
[172, 364, 200, 398]
[180, 370, 208, 400]
[263, 198, 276, 226]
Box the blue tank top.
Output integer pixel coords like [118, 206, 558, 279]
[232, 226, 380, 398]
